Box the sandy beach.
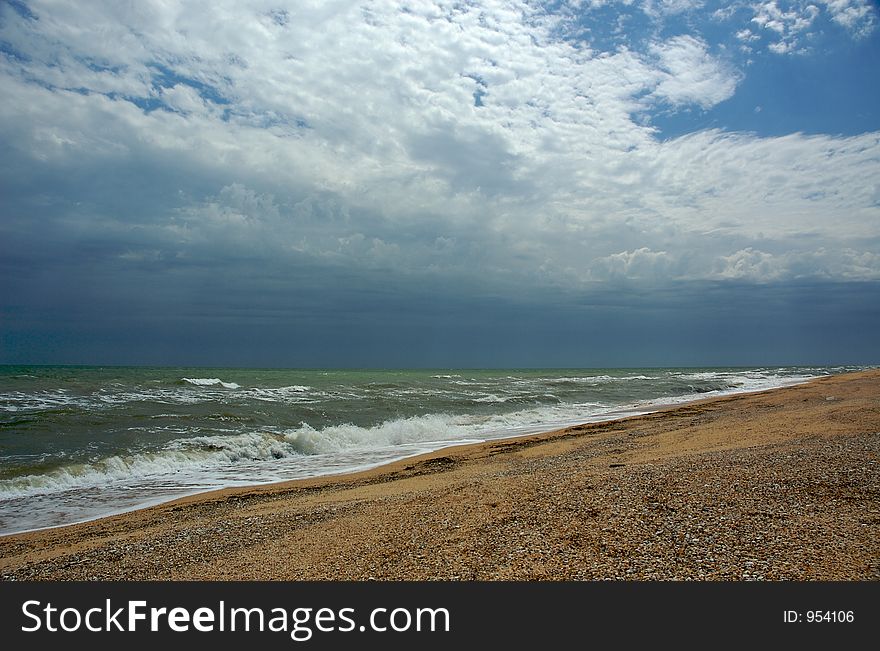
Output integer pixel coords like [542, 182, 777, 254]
[1, 369, 878, 581]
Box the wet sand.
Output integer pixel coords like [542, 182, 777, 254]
[2, 369, 878, 580]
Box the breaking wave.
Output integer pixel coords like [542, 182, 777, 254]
[0, 404, 613, 500]
[181, 378, 241, 389]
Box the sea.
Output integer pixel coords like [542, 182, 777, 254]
[0, 365, 862, 535]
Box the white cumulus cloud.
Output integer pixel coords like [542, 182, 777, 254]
[0, 0, 877, 294]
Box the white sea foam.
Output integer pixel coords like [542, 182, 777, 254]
[182, 378, 241, 389]
[248, 385, 315, 402]
[542, 374, 659, 385]
[0, 390, 85, 412]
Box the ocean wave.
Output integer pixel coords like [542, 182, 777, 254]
[543, 375, 659, 386]
[0, 431, 296, 499]
[0, 391, 85, 412]
[0, 369, 832, 518]
[0, 405, 603, 499]
[471, 394, 506, 403]
[248, 386, 314, 402]
[182, 378, 241, 389]
[0, 450, 215, 498]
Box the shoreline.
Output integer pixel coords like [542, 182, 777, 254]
[2, 369, 878, 580]
[0, 374, 819, 538]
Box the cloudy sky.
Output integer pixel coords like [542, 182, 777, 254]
[1, 0, 878, 367]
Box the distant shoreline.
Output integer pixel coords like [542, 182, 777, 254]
[2, 369, 879, 580]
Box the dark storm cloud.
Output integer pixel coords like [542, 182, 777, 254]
[1, 1, 878, 366]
